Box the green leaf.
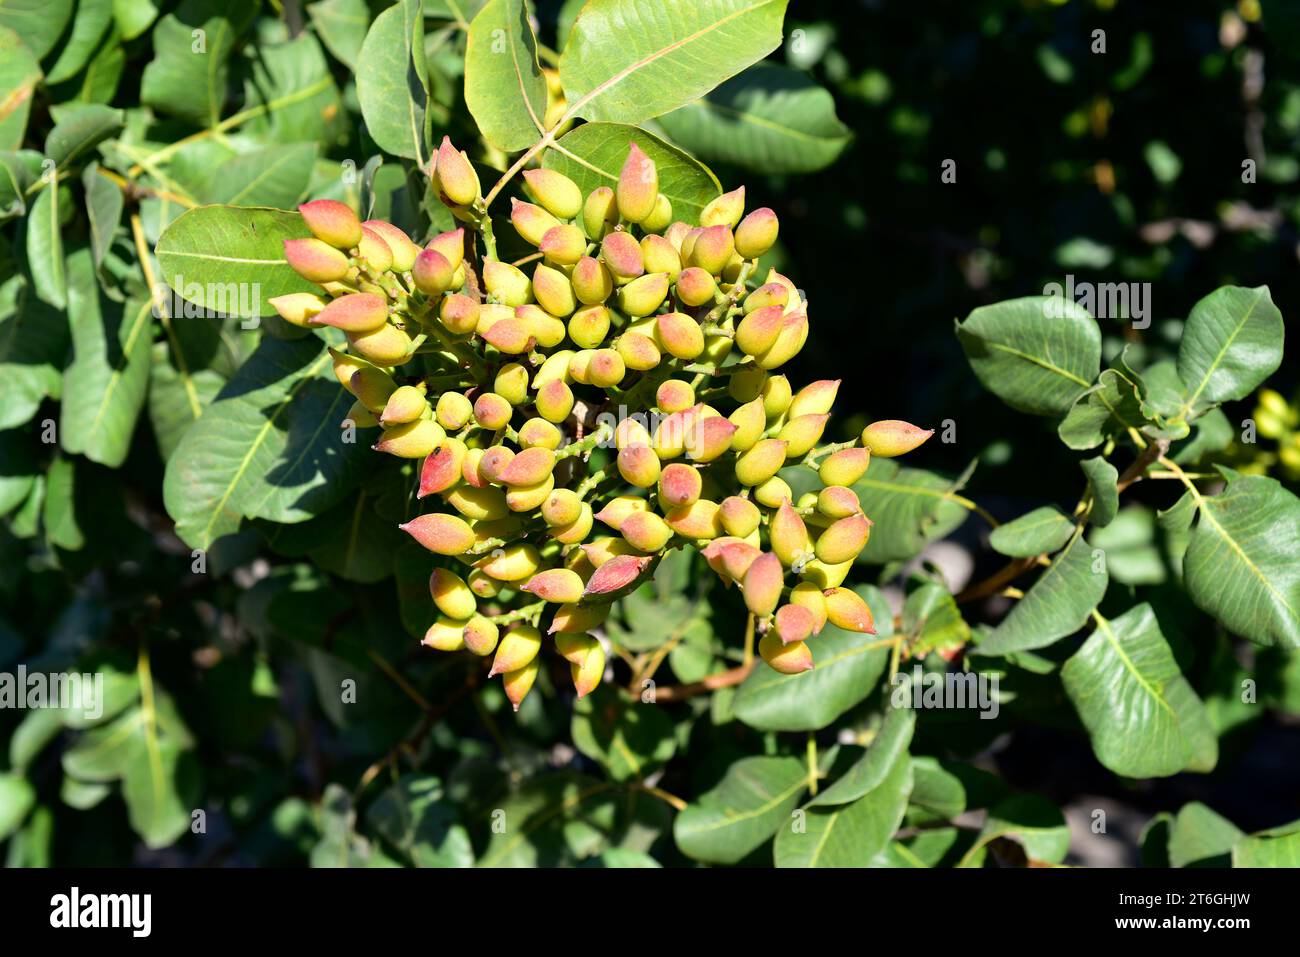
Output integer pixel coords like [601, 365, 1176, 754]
[960, 795, 1070, 866]
[113, 0, 158, 40]
[44, 104, 124, 168]
[1232, 823, 1300, 867]
[162, 336, 372, 550]
[464, 0, 547, 152]
[989, 506, 1075, 558]
[849, 458, 971, 564]
[155, 205, 318, 319]
[46, 0, 114, 84]
[902, 582, 970, 657]
[1088, 506, 1166, 586]
[0, 0, 73, 58]
[205, 143, 318, 208]
[560, 0, 789, 125]
[140, 0, 259, 126]
[1175, 285, 1284, 420]
[121, 735, 198, 848]
[774, 751, 912, 867]
[1062, 603, 1217, 778]
[733, 585, 891, 731]
[1182, 471, 1300, 648]
[356, 0, 430, 162]
[60, 250, 152, 468]
[810, 706, 915, 807]
[0, 150, 44, 220]
[1172, 406, 1233, 466]
[83, 163, 124, 267]
[657, 64, 851, 174]
[1057, 369, 1151, 450]
[307, 0, 370, 70]
[26, 183, 66, 308]
[0, 274, 69, 429]
[43, 454, 83, 550]
[148, 342, 224, 459]
[571, 686, 676, 782]
[543, 122, 721, 226]
[0, 772, 35, 841]
[975, 532, 1108, 656]
[0, 26, 42, 151]
[905, 757, 967, 824]
[1167, 802, 1241, 867]
[477, 772, 619, 867]
[673, 756, 806, 864]
[365, 775, 474, 867]
[1080, 455, 1118, 528]
[238, 33, 345, 146]
[956, 296, 1101, 416]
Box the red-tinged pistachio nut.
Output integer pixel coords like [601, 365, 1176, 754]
[535, 379, 574, 423]
[778, 413, 830, 458]
[642, 193, 673, 233]
[616, 272, 670, 316]
[743, 282, 789, 314]
[658, 463, 702, 508]
[665, 499, 722, 540]
[685, 415, 738, 463]
[400, 513, 475, 555]
[689, 224, 735, 275]
[674, 267, 717, 307]
[379, 384, 428, 426]
[617, 444, 661, 488]
[755, 311, 809, 370]
[662, 220, 691, 251]
[467, 567, 500, 598]
[614, 416, 652, 450]
[435, 392, 473, 431]
[551, 502, 594, 544]
[518, 305, 567, 348]
[283, 237, 349, 283]
[586, 348, 626, 388]
[483, 260, 532, 306]
[478, 542, 543, 581]
[652, 409, 689, 459]
[714, 539, 763, 583]
[568, 349, 594, 385]
[640, 235, 682, 278]
[734, 304, 785, 356]
[477, 445, 515, 483]
[541, 488, 583, 527]
[490, 623, 542, 677]
[268, 292, 328, 327]
[363, 220, 420, 271]
[446, 484, 508, 521]
[348, 367, 397, 411]
[775, 603, 816, 645]
[419, 438, 467, 496]
[539, 223, 586, 265]
[734, 206, 779, 259]
[616, 331, 661, 371]
[719, 495, 762, 537]
[506, 474, 554, 512]
[593, 496, 648, 532]
[600, 230, 644, 280]
[433, 136, 480, 206]
[762, 374, 793, 417]
[582, 186, 618, 240]
[655, 312, 705, 359]
[584, 553, 653, 597]
[473, 392, 513, 430]
[570, 641, 606, 699]
[759, 632, 813, 674]
[493, 362, 530, 406]
[550, 604, 610, 635]
[481, 317, 533, 354]
[522, 568, 585, 604]
[656, 380, 695, 414]
[616, 143, 658, 222]
[822, 586, 875, 632]
[771, 499, 812, 566]
[568, 303, 611, 349]
[503, 657, 541, 711]
[312, 293, 388, 333]
[817, 485, 861, 518]
[679, 227, 703, 264]
[735, 438, 788, 486]
[753, 475, 793, 509]
[347, 323, 415, 366]
[621, 511, 674, 551]
[299, 199, 363, 249]
[475, 302, 515, 336]
[518, 417, 562, 450]
[345, 399, 379, 428]
[572, 256, 614, 304]
[728, 366, 767, 403]
[438, 292, 480, 334]
[413, 247, 454, 295]
[463, 615, 500, 656]
[789, 581, 829, 634]
[423, 616, 468, 652]
[523, 167, 582, 219]
[554, 629, 600, 665]
[357, 226, 393, 272]
[816, 513, 872, 564]
[700, 186, 745, 228]
[861, 419, 934, 457]
[430, 567, 477, 620]
[427, 228, 465, 272]
[581, 536, 642, 569]
[500, 447, 556, 486]
[789, 379, 841, 418]
[742, 552, 784, 616]
[510, 198, 561, 246]
[728, 397, 767, 451]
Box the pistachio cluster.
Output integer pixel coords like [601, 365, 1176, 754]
[271, 138, 932, 711]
